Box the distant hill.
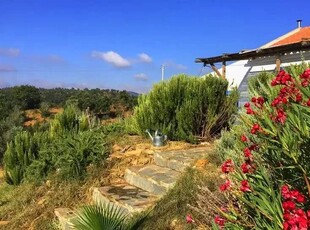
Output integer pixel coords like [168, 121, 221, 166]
[127, 91, 140, 97]
[0, 85, 138, 121]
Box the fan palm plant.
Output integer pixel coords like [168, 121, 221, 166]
[71, 202, 147, 230]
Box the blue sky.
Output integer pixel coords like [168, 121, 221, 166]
[1, 0, 310, 92]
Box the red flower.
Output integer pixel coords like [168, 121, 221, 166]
[251, 97, 257, 103]
[221, 159, 234, 173]
[246, 108, 255, 115]
[282, 200, 296, 211]
[294, 209, 308, 229]
[214, 215, 225, 227]
[186, 214, 195, 223]
[307, 98, 310, 106]
[219, 179, 231, 191]
[251, 123, 261, 134]
[290, 190, 306, 203]
[271, 95, 288, 107]
[301, 79, 309, 87]
[243, 148, 252, 157]
[257, 96, 264, 103]
[275, 108, 287, 124]
[295, 93, 303, 103]
[300, 69, 310, 79]
[281, 185, 291, 199]
[271, 70, 293, 86]
[280, 87, 289, 94]
[244, 102, 250, 108]
[241, 162, 253, 173]
[240, 180, 251, 192]
[241, 135, 248, 142]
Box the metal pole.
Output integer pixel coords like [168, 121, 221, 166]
[161, 65, 165, 81]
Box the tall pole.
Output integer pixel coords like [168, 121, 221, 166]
[161, 65, 165, 81]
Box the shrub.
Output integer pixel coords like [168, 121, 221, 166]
[132, 74, 239, 142]
[248, 71, 274, 100]
[215, 125, 245, 162]
[39, 102, 51, 118]
[4, 105, 109, 184]
[3, 131, 42, 185]
[31, 130, 109, 180]
[211, 64, 310, 229]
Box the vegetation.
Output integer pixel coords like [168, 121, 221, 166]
[131, 74, 239, 142]
[3, 104, 109, 185]
[72, 203, 147, 230]
[206, 64, 310, 229]
[139, 159, 221, 230]
[0, 86, 137, 163]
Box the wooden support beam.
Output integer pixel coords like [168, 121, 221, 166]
[222, 61, 226, 79]
[275, 57, 281, 73]
[210, 63, 222, 78]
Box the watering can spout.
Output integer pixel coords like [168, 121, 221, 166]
[145, 129, 153, 141]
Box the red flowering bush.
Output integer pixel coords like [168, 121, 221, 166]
[213, 64, 310, 229]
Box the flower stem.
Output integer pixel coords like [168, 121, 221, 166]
[303, 173, 310, 198]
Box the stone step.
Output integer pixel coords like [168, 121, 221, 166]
[54, 208, 76, 230]
[154, 147, 210, 172]
[124, 164, 181, 196]
[92, 183, 158, 216]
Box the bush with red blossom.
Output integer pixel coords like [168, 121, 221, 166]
[213, 64, 310, 229]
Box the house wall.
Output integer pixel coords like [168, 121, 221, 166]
[222, 50, 310, 107]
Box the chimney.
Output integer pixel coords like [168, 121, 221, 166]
[297, 19, 302, 28]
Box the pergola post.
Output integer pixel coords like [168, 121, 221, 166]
[210, 63, 222, 78]
[275, 56, 281, 73]
[222, 61, 226, 79]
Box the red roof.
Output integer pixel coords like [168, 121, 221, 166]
[270, 27, 310, 47]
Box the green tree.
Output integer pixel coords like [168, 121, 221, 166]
[12, 85, 41, 109]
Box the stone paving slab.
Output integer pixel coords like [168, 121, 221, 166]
[93, 183, 158, 215]
[154, 147, 211, 172]
[124, 164, 181, 196]
[54, 208, 76, 230]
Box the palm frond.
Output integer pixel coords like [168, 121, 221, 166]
[72, 203, 127, 230]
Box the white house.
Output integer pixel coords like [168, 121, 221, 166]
[196, 21, 310, 106]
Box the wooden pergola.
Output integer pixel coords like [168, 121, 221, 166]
[195, 40, 310, 79]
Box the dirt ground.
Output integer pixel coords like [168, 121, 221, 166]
[105, 135, 212, 184]
[23, 108, 63, 127]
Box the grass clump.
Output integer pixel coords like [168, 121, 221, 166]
[0, 161, 112, 230]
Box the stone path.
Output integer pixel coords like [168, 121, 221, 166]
[55, 146, 213, 229]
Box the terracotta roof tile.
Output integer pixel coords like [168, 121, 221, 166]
[270, 27, 310, 47]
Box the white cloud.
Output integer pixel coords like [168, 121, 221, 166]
[138, 53, 152, 63]
[134, 73, 148, 81]
[91, 51, 131, 68]
[0, 48, 20, 57]
[0, 64, 17, 72]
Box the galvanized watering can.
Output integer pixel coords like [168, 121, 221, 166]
[145, 129, 167, 147]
